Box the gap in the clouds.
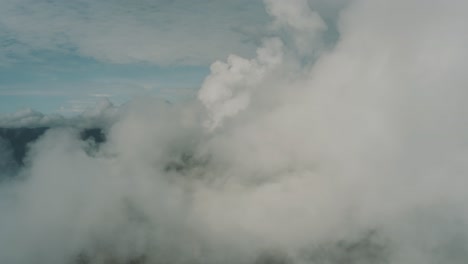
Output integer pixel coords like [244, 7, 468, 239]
[0, 51, 210, 114]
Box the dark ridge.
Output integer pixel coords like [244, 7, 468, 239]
[75, 253, 146, 264]
[0, 127, 106, 167]
[164, 152, 198, 173]
[0, 127, 48, 166]
[80, 128, 106, 144]
[305, 231, 390, 264]
[70, 231, 388, 264]
[255, 250, 292, 264]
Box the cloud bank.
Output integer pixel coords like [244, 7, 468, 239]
[0, 0, 269, 65]
[1, 0, 468, 263]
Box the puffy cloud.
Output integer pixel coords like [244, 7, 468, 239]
[198, 38, 284, 129]
[264, 0, 327, 54]
[0, 108, 64, 128]
[0, 99, 118, 128]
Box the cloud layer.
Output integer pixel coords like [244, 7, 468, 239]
[1, 0, 468, 263]
[0, 0, 269, 65]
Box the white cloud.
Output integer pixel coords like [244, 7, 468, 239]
[264, 0, 327, 54]
[0, 99, 118, 128]
[2, 0, 468, 263]
[198, 38, 284, 129]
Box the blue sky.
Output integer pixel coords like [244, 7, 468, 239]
[0, 52, 209, 114]
[0, 0, 270, 114]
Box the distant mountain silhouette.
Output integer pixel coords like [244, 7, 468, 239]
[0, 127, 106, 167]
